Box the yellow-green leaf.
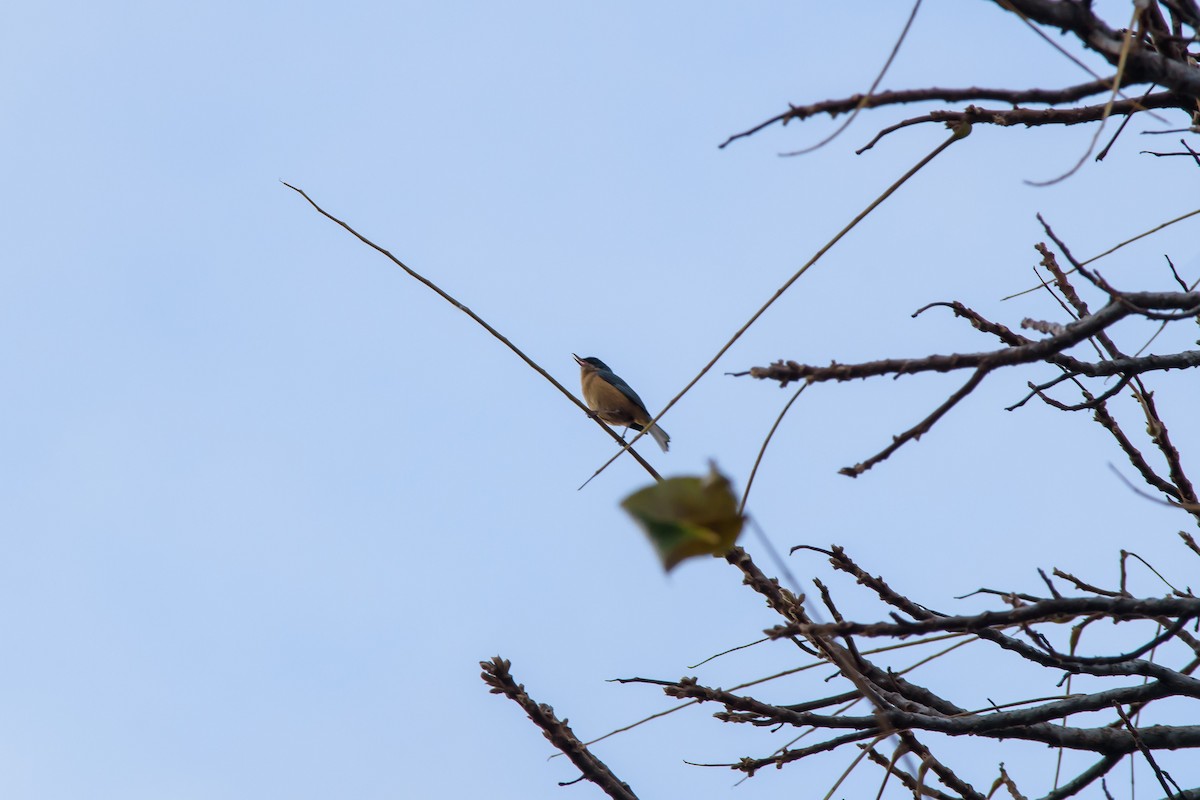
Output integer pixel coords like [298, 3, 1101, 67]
[620, 463, 744, 572]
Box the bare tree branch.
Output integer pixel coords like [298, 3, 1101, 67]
[766, 596, 1200, 639]
[480, 656, 638, 800]
[720, 77, 1135, 149]
[856, 94, 1189, 153]
[736, 289, 1200, 474]
[994, 0, 1200, 96]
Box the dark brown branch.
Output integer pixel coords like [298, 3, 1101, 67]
[896, 730, 987, 800]
[665, 674, 1200, 753]
[819, 547, 1200, 683]
[1139, 389, 1200, 513]
[839, 367, 989, 477]
[1035, 239, 1126, 360]
[1096, 83, 1158, 160]
[690, 541, 1200, 790]
[738, 668, 1198, 736]
[1141, 147, 1200, 159]
[1030, 373, 1134, 411]
[766, 596, 1200, 639]
[1182, 532, 1200, 558]
[722, 0, 1199, 158]
[480, 656, 638, 800]
[733, 730, 884, 775]
[993, 0, 1200, 96]
[1153, 790, 1200, 800]
[1092, 401, 1184, 500]
[723, 546, 811, 625]
[856, 94, 1189, 153]
[1052, 569, 1128, 598]
[1036, 755, 1124, 800]
[720, 78, 1130, 149]
[737, 290, 1199, 474]
[1114, 704, 1180, 800]
[863, 747, 962, 800]
[741, 291, 1200, 387]
[1063, 350, 1200, 376]
[722, 545, 953, 753]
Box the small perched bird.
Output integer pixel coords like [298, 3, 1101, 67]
[573, 354, 670, 452]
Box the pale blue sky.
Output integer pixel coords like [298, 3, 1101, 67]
[3, 2, 1199, 798]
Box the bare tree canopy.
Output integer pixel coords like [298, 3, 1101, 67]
[461, 2, 1200, 797]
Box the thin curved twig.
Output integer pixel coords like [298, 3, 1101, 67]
[780, 0, 923, 157]
[578, 124, 972, 488]
[1001, 207, 1200, 302]
[282, 181, 663, 483]
[1026, 5, 1141, 187]
[740, 383, 808, 514]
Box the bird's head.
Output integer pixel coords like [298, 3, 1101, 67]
[573, 354, 611, 372]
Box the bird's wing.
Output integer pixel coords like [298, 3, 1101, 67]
[601, 370, 651, 416]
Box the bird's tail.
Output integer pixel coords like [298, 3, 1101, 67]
[630, 421, 671, 452]
[648, 424, 670, 453]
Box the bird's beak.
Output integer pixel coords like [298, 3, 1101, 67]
[572, 353, 585, 366]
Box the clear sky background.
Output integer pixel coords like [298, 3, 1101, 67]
[3, 2, 1199, 798]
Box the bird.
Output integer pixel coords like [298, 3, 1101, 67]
[573, 354, 670, 452]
